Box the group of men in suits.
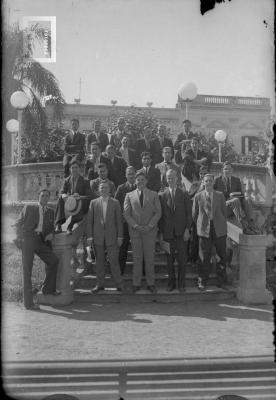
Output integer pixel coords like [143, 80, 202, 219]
[16, 117, 254, 308]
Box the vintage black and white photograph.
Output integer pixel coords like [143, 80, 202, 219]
[2, 0, 275, 399]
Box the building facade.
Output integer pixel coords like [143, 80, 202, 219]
[46, 94, 270, 154]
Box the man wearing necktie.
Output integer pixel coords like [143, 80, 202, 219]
[214, 162, 256, 234]
[124, 171, 161, 293]
[14, 189, 60, 310]
[193, 174, 228, 290]
[63, 119, 86, 178]
[87, 181, 124, 293]
[136, 152, 161, 192]
[159, 170, 192, 292]
[115, 166, 137, 274]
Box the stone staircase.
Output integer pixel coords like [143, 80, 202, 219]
[73, 247, 236, 303]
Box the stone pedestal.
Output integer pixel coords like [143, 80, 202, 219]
[237, 234, 272, 305]
[38, 223, 84, 306]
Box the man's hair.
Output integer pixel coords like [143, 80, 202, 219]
[135, 171, 147, 179]
[126, 166, 135, 173]
[98, 162, 108, 169]
[106, 144, 115, 151]
[70, 160, 80, 168]
[166, 168, 177, 177]
[141, 151, 151, 159]
[94, 119, 101, 124]
[39, 188, 51, 196]
[182, 119, 191, 124]
[162, 146, 172, 153]
[222, 161, 232, 168]
[71, 118, 79, 124]
[143, 125, 152, 131]
[90, 141, 101, 148]
[118, 117, 125, 123]
[203, 173, 214, 180]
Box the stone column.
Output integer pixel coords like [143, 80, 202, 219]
[38, 223, 84, 306]
[237, 234, 272, 305]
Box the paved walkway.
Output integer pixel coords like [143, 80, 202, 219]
[2, 299, 274, 362]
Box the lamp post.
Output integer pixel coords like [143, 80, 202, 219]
[6, 119, 19, 165]
[10, 91, 29, 164]
[178, 82, 197, 119]
[215, 129, 227, 163]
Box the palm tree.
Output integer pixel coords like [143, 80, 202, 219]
[3, 23, 65, 163]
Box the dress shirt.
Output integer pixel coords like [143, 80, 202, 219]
[71, 176, 79, 194]
[35, 204, 45, 233]
[101, 196, 109, 223]
[143, 167, 149, 176]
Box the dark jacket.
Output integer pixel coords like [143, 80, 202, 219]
[182, 149, 212, 181]
[214, 175, 243, 201]
[151, 137, 175, 165]
[64, 131, 86, 156]
[15, 204, 55, 239]
[87, 131, 109, 152]
[85, 155, 114, 181]
[159, 187, 192, 240]
[61, 175, 93, 213]
[174, 131, 197, 164]
[135, 138, 158, 166]
[137, 166, 161, 193]
[109, 156, 127, 188]
[115, 181, 137, 211]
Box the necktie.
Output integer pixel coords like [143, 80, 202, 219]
[139, 190, 144, 207]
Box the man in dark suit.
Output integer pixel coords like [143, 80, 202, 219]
[85, 141, 113, 181]
[118, 136, 138, 169]
[110, 117, 134, 151]
[124, 171, 161, 293]
[63, 119, 86, 178]
[155, 147, 182, 191]
[193, 174, 228, 290]
[86, 120, 109, 152]
[87, 181, 124, 292]
[174, 120, 197, 164]
[105, 144, 127, 188]
[159, 170, 192, 292]
[135, 125, 156, 165]
[213, 161, 256, 234]
[137, 152, 161, 192]
[115, 166, 137, 274]
[90, 163, 116, 198]
[55, 161, 92, 234]
[14, 189, 60, 309]
[151, 124, 174, 165]
[181, 137, 212, 181]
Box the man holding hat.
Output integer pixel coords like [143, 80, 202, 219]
[55, 161, 93, 234]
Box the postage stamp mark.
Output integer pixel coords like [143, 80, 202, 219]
[22, 16, 56, 63]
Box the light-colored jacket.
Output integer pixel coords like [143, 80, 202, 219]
[123, 188, 161, 237]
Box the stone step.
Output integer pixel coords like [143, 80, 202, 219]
[73, 272, 219, 290]
[74, 286, 236, 303]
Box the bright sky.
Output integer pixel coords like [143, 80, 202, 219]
[5, 0, 275, 109]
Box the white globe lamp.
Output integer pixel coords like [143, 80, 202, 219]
[178, 82, 198, 119]
[10, 91, 29, 164]
[215, 129, 227, 163]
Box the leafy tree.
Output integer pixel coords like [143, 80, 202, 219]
[3, 23, 65, 164]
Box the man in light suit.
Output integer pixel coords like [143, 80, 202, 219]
[193, 174, 228, 290]
[159, 170, 192, 292]
[14, 189, 60, 310]
[87, 181, 124, 292]
[124, 171, 161, 293]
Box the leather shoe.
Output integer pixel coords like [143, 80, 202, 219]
[25, 304, 40, 310]
[91, 286, 104, 293]
[147, 285, 157, 294]
[166, 285, 176, 292]
[133, 286, 141, 293]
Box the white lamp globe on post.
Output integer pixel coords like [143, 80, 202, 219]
[178, 82, 198, 119]
[6, 119, 19, 165]
[215, 129, 227, 163]
[10, 91, 29, 164]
